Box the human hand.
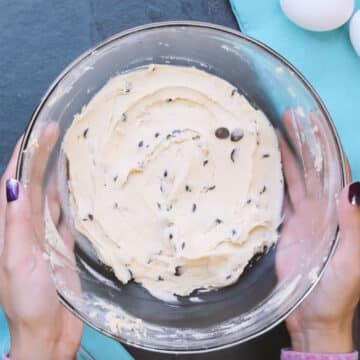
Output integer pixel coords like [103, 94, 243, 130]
[277, 110, 360, 353]
[285, 182, 360, 353]
[0, 125, 82, 360]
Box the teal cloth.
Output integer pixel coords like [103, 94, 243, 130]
[0, 308, 133, 359]
[230, 0, 360, 179]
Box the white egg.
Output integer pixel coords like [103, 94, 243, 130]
[280, 0, 355, 32]
[350, 10, 360, 56]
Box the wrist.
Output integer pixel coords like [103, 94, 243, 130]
[290, 320, 354, 353]
[10, 330, 76, 360]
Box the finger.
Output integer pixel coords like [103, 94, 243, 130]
[277, 128, 305, 206]
[335, 182, 360, 280]
[1, 181, 37, 271]
[0, 136, 24, 251]
[29, 123, 59, 243]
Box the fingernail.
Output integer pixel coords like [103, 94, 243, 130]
[6, 178, 19, 202]
[348, 181, 360, 207]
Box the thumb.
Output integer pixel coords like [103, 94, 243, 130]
[1, 180, 37, 270]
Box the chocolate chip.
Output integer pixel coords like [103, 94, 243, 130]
[155, 132, 160, 138]
[138, 140, 144, 147]
[181, 242, 186, 250]
[88, 214, 94, 221]
[215, 218, 223, 224]
[192, 135, 200, 140]
[114, 202, 119, 209]
[65, 157, 70, 180]
[204, 185, 216, 192]
[262, 153, 270, 158]
[166, 204, 173, 211]
[203, 159, 209, 166]
[83, 128, 89, 138]
[163, 170, 168, 178]
[113, 175, 118, 182]
[166, 134, 172, 140]
[185, 185, 191, 192]
[231, 88, 237, 97]
[246, 199, 252, 204]
[157, 202, 161, 210]
[174, 266, 183, 276]
[215, 127, 230, 139]
[260, 186, 267, 194]
[122, 113, 127, 122]
[192, 203, 197, 213]
[160, 185, 163, 193]
[231, 229, 237, 236]
[158, 276, 164, 281]
[230, 128, 244, 142]
[166, 98, 173, 102]
[172, 129, 181, 135]
[169, 233, 173, 240]
[82, 218, 88, 222]
[226, 274, 232, 280]
[230, 148, 237, 163]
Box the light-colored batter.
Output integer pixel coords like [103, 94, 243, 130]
[63, 64, 283, 299]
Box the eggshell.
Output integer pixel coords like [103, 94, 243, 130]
[350, 10, 360, 56]
[280, 0, 355, 32]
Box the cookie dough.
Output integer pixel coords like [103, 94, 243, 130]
[63, 64, 283, 299]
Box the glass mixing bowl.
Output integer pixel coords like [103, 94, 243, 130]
[16, 22, 349, 354]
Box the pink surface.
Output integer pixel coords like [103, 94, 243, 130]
[281, 350, 359, 360]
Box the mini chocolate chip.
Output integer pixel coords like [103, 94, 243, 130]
[122, 113, 127, 122]
[260, 186, 267, 194]
[83, 128, 89, 138]
[230, 128, 244, 142]
[157, 202, 161, 210]
[192, 203, 197, 213]
[65, 157, 70, 180]
[160, 185, 163, 193]
[138, 140, 144, 147]
[166, 98, 173, 102]
[203, 159, 209, 166]
[158, 276, 164, 281]
[192, 135, 200, 140]
[205, 185, 216, 192]
[163, 170, 168, 178]
[215, 127, 230, 139]
[262, 153, 270, 158]
[181, 242, 186, 250]
[114, 202, 119, 209]
[230, 148, 237, 163]
[155, 132, 160, 138]
[185, 185, 191, 192]
[215, 218, 223, 224]
[174, 266, 183, 276]
[231, 88, 237, 97]
[226, 274, 232, 280]
[82, 218, 88, 222]
[88, 214, 94, 221]
[167, 204, 173, 211]
[169, 233, 173, 240]
[113, 175, 118, 182]
[166, 134, 172, 140]
[231, 229, 237, 236]
[172, 129, 181, 135]
[246, 199, 252, 204]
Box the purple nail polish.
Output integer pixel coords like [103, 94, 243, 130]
[6, 178, 19, 202]
[348, 181, 360, 206]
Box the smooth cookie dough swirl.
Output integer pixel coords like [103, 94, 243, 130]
[63, 64, 283, 299]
